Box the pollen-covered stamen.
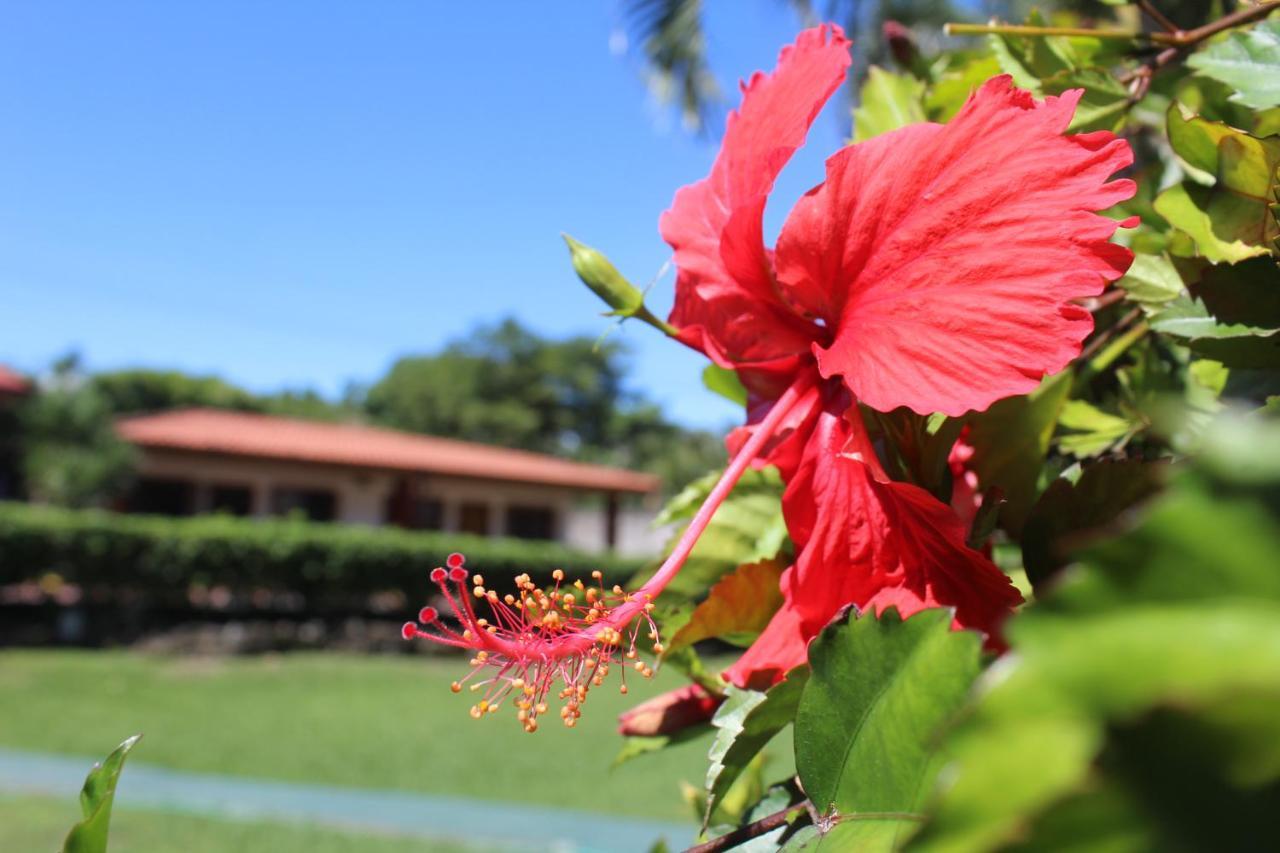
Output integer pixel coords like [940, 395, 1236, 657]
[402, 375, 813, 731]
[403, 557, 660, 731]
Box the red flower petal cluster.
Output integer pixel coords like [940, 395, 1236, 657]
[404, 25, 1137, 729]
[659, 25, 1136, 687]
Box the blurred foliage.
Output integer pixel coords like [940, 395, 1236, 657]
[365, 318, 725, 491]
[0, 501, 643, 608]
[19, 356, 137, 508]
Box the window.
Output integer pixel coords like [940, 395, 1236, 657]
[412, 498, 444, 531]
[209, 484, 253, 516]
[458, 502, 490, 536]
[271, 487, 337, 522]
[506, 505, 556, 541]
[129, 478, 196, 516]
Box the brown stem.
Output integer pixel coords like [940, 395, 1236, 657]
[946, 2, 1279, 46]
[1079, 306, 1143, 364]
[1169, 2, 1280, 47]
[1136, 0, 1179, 34]
[1076, 288, 1126, 313]
[684, 802, 810, 853]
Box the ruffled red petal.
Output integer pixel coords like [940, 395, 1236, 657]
[725, 395, 1023, 688]
[774, 76, 1137, 417]
[661, 24, 851, 368]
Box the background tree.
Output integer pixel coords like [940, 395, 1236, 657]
[365, 318, 725, 490]
[20, 355, 136, 508]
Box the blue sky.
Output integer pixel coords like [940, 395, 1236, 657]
[0, 2, 858, 429]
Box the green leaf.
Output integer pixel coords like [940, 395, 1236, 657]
[650, 467, 788, 600]
[914, 416, 1280, 852]
[1155, 110, 1280, 263]
[1193, 255, 1280, 328]
[1055, 400, 1140, 458]
[854, 66, 926, 142]
[702, 364, 747, 407]
[668, 558, 785, 653]
[62, 734, 142, 853]
[1187, 21, 1280, 111]
[1020, 459, 1165, 590]
[1042, 68, 1129, 133]
[612, 724, 712, 768]
[705, 670, 809, 824]
[795, 609, 981, 850]
[924, 56, 1001, 123]
[966, 371, 1072, 537]
[1150, 294, 1280, 368]
[1117, 253, 1184, 308]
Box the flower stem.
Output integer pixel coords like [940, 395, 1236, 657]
[631, 373, 813, 601]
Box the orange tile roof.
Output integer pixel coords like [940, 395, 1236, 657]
[116, 408, 660, 493]
[0, 365, 31, 396]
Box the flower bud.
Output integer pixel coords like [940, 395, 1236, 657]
[562, 234, 645, 316]
[883, 20, 920, 72]
[617, 683, 723, 737]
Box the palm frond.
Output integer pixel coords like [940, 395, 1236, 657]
[625, 0, 721, 133]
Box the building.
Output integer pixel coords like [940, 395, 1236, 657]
[115, 408, 664, 555]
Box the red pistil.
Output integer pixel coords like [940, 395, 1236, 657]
[403, 374, 814, 730]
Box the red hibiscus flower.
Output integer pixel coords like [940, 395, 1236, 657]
[403, 23, 1135, 730]
[658, 24, 1136, 688]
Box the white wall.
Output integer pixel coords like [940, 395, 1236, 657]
[134, 450, 665, 555]
[562, 506, 671, 557]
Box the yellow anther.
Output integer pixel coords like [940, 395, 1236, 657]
[473, 575, 484, 586]
[478, 700, 490, 712]
[525, 720, 538, 733]
[653, 643, 664, 654]
[473, 587, 486, 598]
[619, 684, 629, 695]
[504, 594, 516, 604]
[511, 678, 525, 689]
[450, 681, 462, 693]
[536, 702, 548, 714]
[469, 706, 483, 719]
[574, 579, 584, 590]
[487, 591, 499, 603]
[592, 570, 603, 580]
[562, 594, 575, 606]
[552, 569, 564, 582]
[634, 661, 645, 672]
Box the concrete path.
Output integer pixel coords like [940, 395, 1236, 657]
[0, 748, 693, 852]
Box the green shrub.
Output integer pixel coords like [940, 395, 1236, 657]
[0, 502, 644, 607]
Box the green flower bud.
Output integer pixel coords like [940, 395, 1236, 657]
[562, 234, 645, 316]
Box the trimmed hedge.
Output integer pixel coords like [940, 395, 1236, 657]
[0, 502, 645, 607]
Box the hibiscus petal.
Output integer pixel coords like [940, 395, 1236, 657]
[774, 76, 1137, 417]
[725, 398, 1023, 688]
[662, 24, 851, 367]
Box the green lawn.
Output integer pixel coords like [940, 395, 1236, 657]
[0, 794, 480, 853]
[0, 649, 718, 821]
